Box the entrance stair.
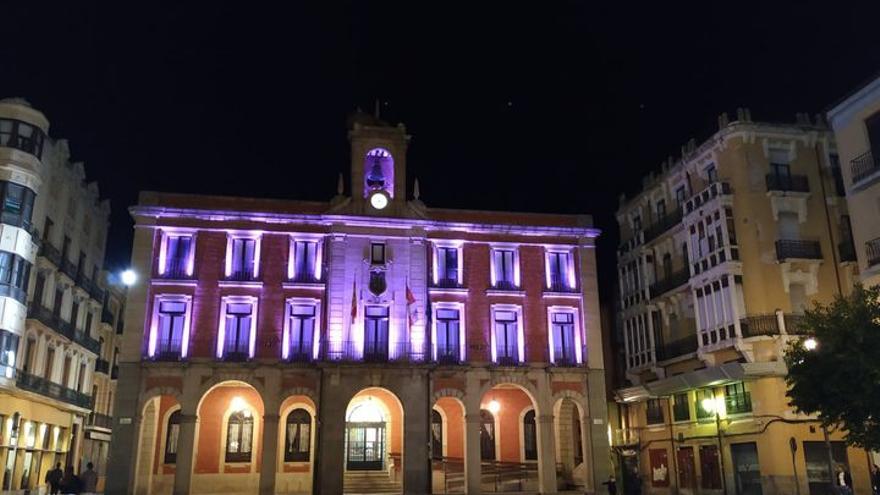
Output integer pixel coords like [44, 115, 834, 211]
[344, 470, 402, 494]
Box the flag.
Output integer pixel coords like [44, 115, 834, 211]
[350, 280, 357, 319]
[406, 279, 417, 327]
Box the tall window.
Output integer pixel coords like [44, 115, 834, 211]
[724, 382, 752, 414]
[223, 302, 254, 360]
[0, 330, 19, 369]
[291, 240, 319, 282]
[435, 308, 461, 363]
[225, 411, 253, 462]
[550, 311, 577, 364]
[370, 243, 386, 265]
[656, 199, 666, 219]
[0, 251, 31, 304]
[287, 303, 316, 361]
[284, 409, 311, 462]
[480, 410, 495, 460]
[154, 300, 187, 359]
[431, 409, 443, 459]
[673, 393, 690, 422]
[228, 237, 257, 280]
[705, 164, 718, 183]
[162, 235, 193, 278]
[493, 309, 519, 364]
[164, 410, 181, 464]
[0, 181, 36, 230]
[675, 186, 687, 208]
[364, 306, 389, 360]
[646, 399, 664, 425]
[71, 300, 80, 328]
[546, 250, 573, 291]
[492, 248, 517, 289]
[523, 410, 537, 461]
[435, 246, 459, 286]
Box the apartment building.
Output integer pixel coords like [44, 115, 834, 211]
[105, 112, 611, 495]
[0, 97, 119, 493]
[612, 110, 872, 494]
[828, 73, 880, 289]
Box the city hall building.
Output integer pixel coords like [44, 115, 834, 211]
[106, 113, 611, 495]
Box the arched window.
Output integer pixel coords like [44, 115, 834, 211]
[431, 409, 443, 459]
[164, 410, 181, 464]
[480, 409, 495, 461]
[523, 409, 537, 460]
[285, 409, 311, 462]
[225, 410, 253, 462]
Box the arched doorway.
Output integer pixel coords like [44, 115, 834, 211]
[431, 410, 443, 460]
[346, 401, 386, 470]
[480, 410, 496, 461]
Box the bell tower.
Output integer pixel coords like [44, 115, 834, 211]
[348, 112, 409, 215]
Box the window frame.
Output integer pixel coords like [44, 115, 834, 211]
[148, 295, 193, 359]
[158, 230, 196, 278]
[224, 234, 261, 280]
[225, 410, 254, 463]
[432, 242, 463, 286]
[672, 392, 691, 422]
[544, 248, 576, 291]
[164, 410, 182, 464]
[645, 398, 665, 425]
[489, 245, 520, 289]
[288, 236, 323, 283]
[216, 296, 258, 360]
[547, 306, 583, 365]
[283, 298, 320, 361]
[284, 408, 312, 462]
[490, 304, 524, 364]
[432, 301, 466, 362]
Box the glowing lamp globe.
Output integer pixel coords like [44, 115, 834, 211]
[803, 337, 818, 351]
[370, 191, 389, 210]
[487, 400, 501, 414]
[121, 269, 137, 286]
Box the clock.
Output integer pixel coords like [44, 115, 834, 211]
[369, 191, 389, 210]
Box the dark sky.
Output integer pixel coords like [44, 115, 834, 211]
[2, 2, 879, 304]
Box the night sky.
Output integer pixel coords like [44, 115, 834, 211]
[2, 2, 879, 304]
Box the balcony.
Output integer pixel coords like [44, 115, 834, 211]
[775, 239, 822, 261]
[16, 371, 92, 409]
[656, 336, 698, 361]
[551, 345, 583, 367]
[685, 181, 732, 215]
[434, 343, 463, 365]
[491, 280, 520, 291]
[87, 412, 113, 429]
[649, 269, 689, 298]
[868, 237, 880, 267]
[545, 281, 578, 294]
[740, 314, 780, 337]
[643, 209, 683, 243]
[38, 242, 62, 266]
[320, 340, 429, 363]
[288, 273, 321, 284]
[766, 173, 809, 193]
[222, 350, 250, 362]
[225, 270, 258, 282]
[76, 272, 104, 302]
[838, 240, 857, 262]
[101, 308, 114, 325]
[159, 262, 194, 280]
[152, 340, 183, 362]
[493, 345, 522, 367]
[851, 150, 880, 184]
[286, 348, 315, 363]
[430, 277, 466, 289]
[94, 358, 110, 375]
[60, 259, 78, 280]
[783, 314, 808, 335]
[27, 304, 101, 354]
[0, 118, 46, 159]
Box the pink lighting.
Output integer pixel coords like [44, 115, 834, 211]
[363, 148, 395, 199]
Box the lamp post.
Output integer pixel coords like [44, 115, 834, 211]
[120, 269, 137, 287]
[802, 337, 840, 495]
[702, 396, 728, 495]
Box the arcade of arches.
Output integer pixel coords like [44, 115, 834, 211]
[113, 367, 607, 495]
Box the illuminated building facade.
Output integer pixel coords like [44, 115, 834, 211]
[105, 113, 611, 495]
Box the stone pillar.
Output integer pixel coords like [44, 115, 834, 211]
[536, 413, 558, 494]
[463, 375, 482, 495]
[260, 413, 280, 495]
[104, 364, 142, 495]
[173, 413, 198, 495]
[400, 372, 431, 494]
[314, 372, 346, 495]
[587, 371, 612, 491]
[580, 409, 594, 490]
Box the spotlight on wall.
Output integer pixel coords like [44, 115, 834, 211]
[487, 400, 501, 414]
[231, 396, 249, 414]
[121, 269, 137, 287]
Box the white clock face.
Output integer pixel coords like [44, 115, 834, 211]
[370, 192, 388, 210]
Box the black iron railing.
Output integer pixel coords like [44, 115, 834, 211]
[434, 343, 462, 364]
[222, 349, 250, 362]
[94, 358, 110, 374]
[16, 370, 92, 409]
[649, 269, 690, 298]
[656, 336, 698, 361]
[740, 314, 781, 337]
[766, 174, 809, 193]
[225, 270, 258, 282]
[493, 345, 522, 366]
[784, 314, 808, 335]
[60, 259, 78, 280]
[491, 280, 520, 291]
[838, 240, 857, 262]
[27, 304, 101, 354]
[288, 272, 321, 284]
[776, 239, 822, 260]
[38, 242, 62, 266]
[643, 208, 683, 243]
[153, 339, 183, 361]
[431, 278, 465, 289]
[160, 261, 193, 280]
[545, 280, 578, 293]
[867, 237, 880, 267]
[319, 340, 430, 363]
[851, 150, 880, 184]
[286, 347, 314, 363]
[685, 181, 732, 214]
[551, 345, 583, 366]
[88, 412, 113, 429]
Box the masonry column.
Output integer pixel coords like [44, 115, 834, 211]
[536, 413, 558, 494]
[463, 374, 482, 494]
[260, 413, 280, 495]
[173, 412, 198, 495]
[104, 364, 143, 495]
[580, 405, 595, 491]
[314, 371, 347, 495]
[400, 371, 431, 494]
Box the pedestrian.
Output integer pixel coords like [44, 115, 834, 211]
[59, 465, 81, 495]
[79, 462, 97, 495]
[872, 463, 880, 495]
[45, 462, 63, 495]
[836, 465, 852, 495]
[602, 474, 618, 495]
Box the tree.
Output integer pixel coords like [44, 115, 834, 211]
[785, 284, 880, 451]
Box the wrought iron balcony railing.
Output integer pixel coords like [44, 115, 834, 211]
[775, 239, 822, 261]
[88, 412, 113, 429]
[27, 304, 101, 354]
[740, 314, 780, 337]
[643, 209, 683, 243]
[430, 278, 466, 289]
[152, 339, 183, 362]
[868, 237, 880, 267]
[766, 173, 809, 193]
[94, 358, 110, 374]
[319, 340, 429, 363]
[685, 181, 732, 215]
[16, 370, 92, 409]
[286, 347, 315, 363]
[551, 345, 584, 367]
[38, 242, 62, 266]
[545, 280, 578, 293]
[491, 280, 520, 291]
[60, 259, 78, 280]
[433, 343, 463, 364]
[649, 269, 690, 298]
[493, 345, 522, 367]
[851, 150, 880, 184]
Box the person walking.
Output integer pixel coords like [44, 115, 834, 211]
[871, 464, 880, 495]
[59, 465, 81, 495]
[602, 474, 618, 495]
[79, 462, 97, 495]
[44, 463, 63, 495]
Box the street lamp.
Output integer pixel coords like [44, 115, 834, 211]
[803, 337, 818, 351]
[802, 337, 839, 495]
[120, 269, 137, 287]
[487, 400, 501, 415]
[701, 395, 728, 495]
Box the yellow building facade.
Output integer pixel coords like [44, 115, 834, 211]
[612, 110, 872, 494]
